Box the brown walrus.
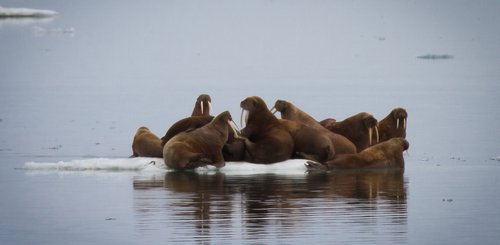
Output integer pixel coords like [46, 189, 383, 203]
[280, 119, 335, 162]
[191, 94, 212, 116]
[163, 111, 240, 170]
[240, 96, 334, 163]
[320, 112, 379, 152]
[161, 116, 214, 146]
[376, 107, 407, 143]
[306, 137, 409, 171]
[161, 115, 246, 161]
[131, 126, 163, 158]
[271, 100, 357, 155]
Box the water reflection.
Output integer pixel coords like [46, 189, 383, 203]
[133, 170, 407, 243]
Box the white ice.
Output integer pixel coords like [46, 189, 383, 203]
[0, 6, 58, 18]
[24, 158, 309, 175]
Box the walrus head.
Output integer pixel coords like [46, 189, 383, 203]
[402, 138, 410, 151]
[270, 99, 291, 115]
[212, 111, 241, 140]
[391, 107, 408, 129]
[192, 94, 212, 116]
[136, 126, 150, 134]
[240, 96, 271, 127]
[392, 137, 410, 151]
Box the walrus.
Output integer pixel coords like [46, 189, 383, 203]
[161, 115, 246, 161]
[280, 119, 335, 162]
[376, 107, 407, 143]
[305, 137, 409, 171]
[191, 94, 212, 116]
[131, 126, 163, 158]
[320, 112, 379, 152]
[240, 96, 334, 163]
[271, 100, 357, 155]
[163, 111, 240, 170]
[161, 116, 214, 146]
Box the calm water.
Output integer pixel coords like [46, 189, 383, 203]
[1, 0, 500, 244]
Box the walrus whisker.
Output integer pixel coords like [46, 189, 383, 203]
[396, 118, 400, 129]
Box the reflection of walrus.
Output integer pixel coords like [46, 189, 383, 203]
[377, 108, 407, 143]
[320, 112, 379, 152]
[163, 111, 239, 170]
[271, 100, 357, 155]
[191, 94, 212, 116]
[240, 96, 334, 163]
[306, 137, 409, 171]
[131, 127, 163, 157]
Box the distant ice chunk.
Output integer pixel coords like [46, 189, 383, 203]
[33, 26, 75, 36]
[491, 156, 500, 161]
[0, 6, 58, 18]
[417, 54, 454, 60]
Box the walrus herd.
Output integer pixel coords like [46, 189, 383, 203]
[131, 94, 409, 171]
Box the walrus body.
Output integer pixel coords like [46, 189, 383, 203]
[131, 127, 163, 158]
[306, 137, 409, 171]
[272, 100, 357, 155]
[377, 108, 407, 143]
[163, 111, 236, 170]
[280, 119, 335, 163]
[161, 116, 214, 146]
[240, 96, 294, 163]
[320, 112, 379, 152]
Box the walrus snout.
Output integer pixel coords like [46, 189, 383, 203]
[402, 138, 410, 150]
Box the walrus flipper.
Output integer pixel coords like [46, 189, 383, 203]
[305, 161, 328, 172]
[185, 157, 214, 169]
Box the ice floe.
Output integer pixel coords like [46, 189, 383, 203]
[0, 6, 58, 18]
[417, 54, 454, 60]
[24, 158, 309, 175]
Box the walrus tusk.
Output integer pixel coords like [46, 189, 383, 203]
[403, 118, 406, 129]
[240, 109, 248, 128]
[245, 110, 249, 126]
[369, 127, 373, 145]
[375, 125, 379, 143]
[270, 106, 277, 115]
[240, 108, 244, 128]
[200, 101, 204, 115]
[229, 120, 241, 133]
[208, 101, 212, 114]
[396, 118, 400, 129]
[228, 120, 241, 137]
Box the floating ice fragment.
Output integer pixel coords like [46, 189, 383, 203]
[417, 54, 454, 60]
[0, 6, 58, 18]
[33, 26, 75, 36]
